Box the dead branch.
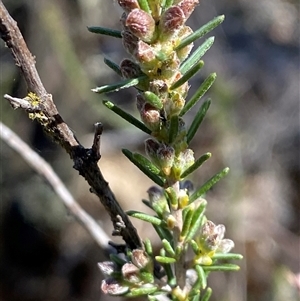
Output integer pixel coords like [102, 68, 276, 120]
[0, 0, 142, 250]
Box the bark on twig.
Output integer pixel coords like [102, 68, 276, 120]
[0, 0, 142, 250]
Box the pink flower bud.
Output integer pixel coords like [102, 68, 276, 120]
[131, 249, 150, 269]
[121, 263, 141, 283]
[101, 278, 129, 295]
[140, 103, 161, 131]
[160, 6, 185, 38]
[125, 8, 156, 42]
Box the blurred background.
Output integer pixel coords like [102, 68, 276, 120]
[0, 0, 299, 300]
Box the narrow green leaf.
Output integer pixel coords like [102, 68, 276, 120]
[142, 199, 153, 210]
[176, 15, 225, 51]
[195, 264, 207, 289]
[137, 0, 151, 13]
[175, 245, 183, 258]
[122, 149, 164, 186]
[185, 200, 207, 241]
[165, 187, 178, 209]
[180, 73, 217, 117]
[144, 238, 153, 256]
[202, 264, 240, 271]
[190, 239, 200, 255]
[180, 207, 194, 239]
[127, 210, 162, 225]
[133, 153, 160, 174]
[191, 295, 201, 301]
[103, 100, 151, 134]
[125, 286, 158, 297]
[187, 99, 211, 144]
[170, 61, 204, 90]
[189, 167, 230, 203]
[87, 26, 122, 38]
[162, 239, 176, 257]
[201, 287, 212, 301]
[93, 77, 142, 94]
[155, 256, 176, 264]
[110, 254, 127, 266]
[168, 115, 179, 144]
[104, 57, 122, 77]
[212, 253, 243, 260]
[181, 152, 211, 178]
[164, 0, 173, 9]
[153, 224, 173, 243]
[180, 37, 214, 74]
[144, 91, 163, 109]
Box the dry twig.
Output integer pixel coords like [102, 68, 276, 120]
[0, 0, 142, 249]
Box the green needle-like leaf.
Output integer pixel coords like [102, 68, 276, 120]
[180, 73, 216, 116]
[103, 100, 151, 134]
[180, 206, 194, 239]
[137, 0, 151, 13]
[125, 286, 158, 297]
[142, 199, 153, 210]
[122, 149, 164, 186]
[110, 254, 127, 266]
[170, 61, 204, 90]
[202, 264, 240, 272]
[190, 239, 200, 255]
[153, 224, 173, 243]
[189, 167, 230, 203]
[155, 256, 176, 264]
[168, 115, 179, 144]
[165, 187, 178, 209]
[212, 253, 243, 260]
[104, 57, 122, 77]
[195, 264, 207, 289]
[93, 77, 143, 94]
[127, 210, 162, 225]
[144, 91, 163, 109]
[187, 99, 211, 144]
[176, 15, 225, 51]
[162, 239, 176, 257]
[133, 153, 161, 174]
[144, 238, 153, 256]
[181, 152, 212, 178]
[180, 37, 214, 74]
[201, 288, 212, 301]
[185, 200, 207, 241]
[87, 26, 122, 38]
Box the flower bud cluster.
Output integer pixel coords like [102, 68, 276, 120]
[194, 221, 235, 265]
[119, 0, 197, 150]
[94, 1, 240, 299]
[99, 249, 156, 296]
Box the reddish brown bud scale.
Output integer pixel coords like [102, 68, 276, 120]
[122, 30, 139, 55]
[160, 6, 185, 35]
[121, 263, 141, 283]
[126, 9, 156, 42]
[120, 59, 142, 78]
[118, 0, 140, 12]
[134, 40, 156, 63]
[101, 278, 129, 295]
[140, 103, 161, 131]
[178, 0, 199, 19]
